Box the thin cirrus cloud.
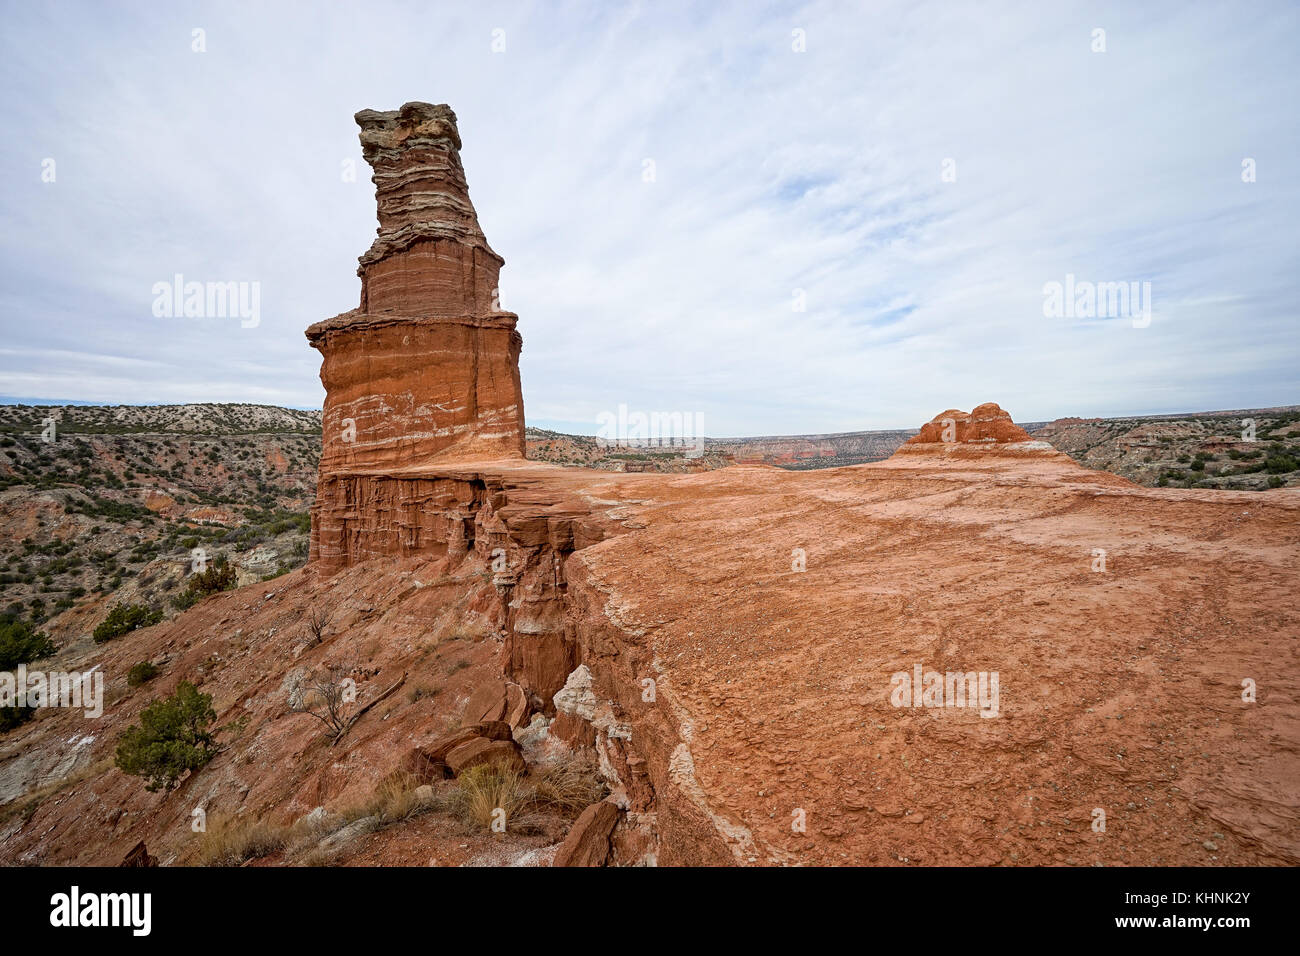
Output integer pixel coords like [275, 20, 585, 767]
[0, 0, 1295, 435]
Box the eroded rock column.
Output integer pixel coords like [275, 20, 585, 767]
[307, 102, 525, 480]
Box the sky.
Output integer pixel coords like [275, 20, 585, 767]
[0, 0, 1296, 436]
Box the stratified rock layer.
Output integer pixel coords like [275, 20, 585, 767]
[306, 101, 524, 493]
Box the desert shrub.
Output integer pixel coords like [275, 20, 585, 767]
[1265, 453, 1298, 474]
[127, 661, 160, 686]
[0, 705, 37, 733]
[303, 606, 331, 647]
[0, 614, 56, 670]
[114, 681, 219, 791]
[93, 603, 163, 643]
[171, 589, 199, 612]
[407, 684, 436, 703]
[181, 555, 237, 601]
[1267, 474, 1286, 488]
[287, 666, 355, 738]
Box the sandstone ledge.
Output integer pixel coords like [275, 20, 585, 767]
[305, 309, 519, 342]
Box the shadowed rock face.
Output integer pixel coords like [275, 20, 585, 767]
[305, 102, 525, 487]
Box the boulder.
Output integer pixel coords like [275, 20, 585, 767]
[420, 726, 483, 762]
[119, 841, 157, 867]
[400, 747, 450, 783]
[416, 720, 511, 765]
[464, 680, 508, 724]
[477, 719, 514, 741]
[445, 737, 527, 776]
[550, 709, 596, 748]
[552, 799, 621, 867]
[504, 681, 531, 728]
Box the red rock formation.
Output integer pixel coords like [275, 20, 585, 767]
[552, 799, 622, 867]
[306, 102, 524, 488]
[905, 402, 1032, 444]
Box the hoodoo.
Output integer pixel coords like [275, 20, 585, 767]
[307, 103, 527, 568]
[306, 102, 525, 473]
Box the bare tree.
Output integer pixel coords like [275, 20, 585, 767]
[287, 666, 353, 737]
[304, 605, 332, 647]
[287, 665, 408, 746]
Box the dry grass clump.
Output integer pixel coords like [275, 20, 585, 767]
[199, 757, 607, 864]
[529, 754, 606, 816]
[196, 814, 290, 866]
[297, 845, 340, 867]
[407, 683, 437, 703]
[451, 755, 606, 834]
[343, 771, 440, 826]
[452, 763, 529, 829]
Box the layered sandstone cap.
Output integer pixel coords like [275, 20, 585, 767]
[312, 101, 509, 320]
[354, 102, 501, 271]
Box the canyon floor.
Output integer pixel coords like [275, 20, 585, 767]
[2, 440, 1296, 866]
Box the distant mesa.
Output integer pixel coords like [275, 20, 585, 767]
[905, 402, 1034, 445]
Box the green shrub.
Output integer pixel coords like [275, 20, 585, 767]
[0, 615, 56, 670]
[171, 589, 199, 612]
[0, 705, 36, 733]
[181, 555, 237, 602]
[127, 661, 160, 686]
[114, 681, 219, 791]
[93, 603, 163, 643]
